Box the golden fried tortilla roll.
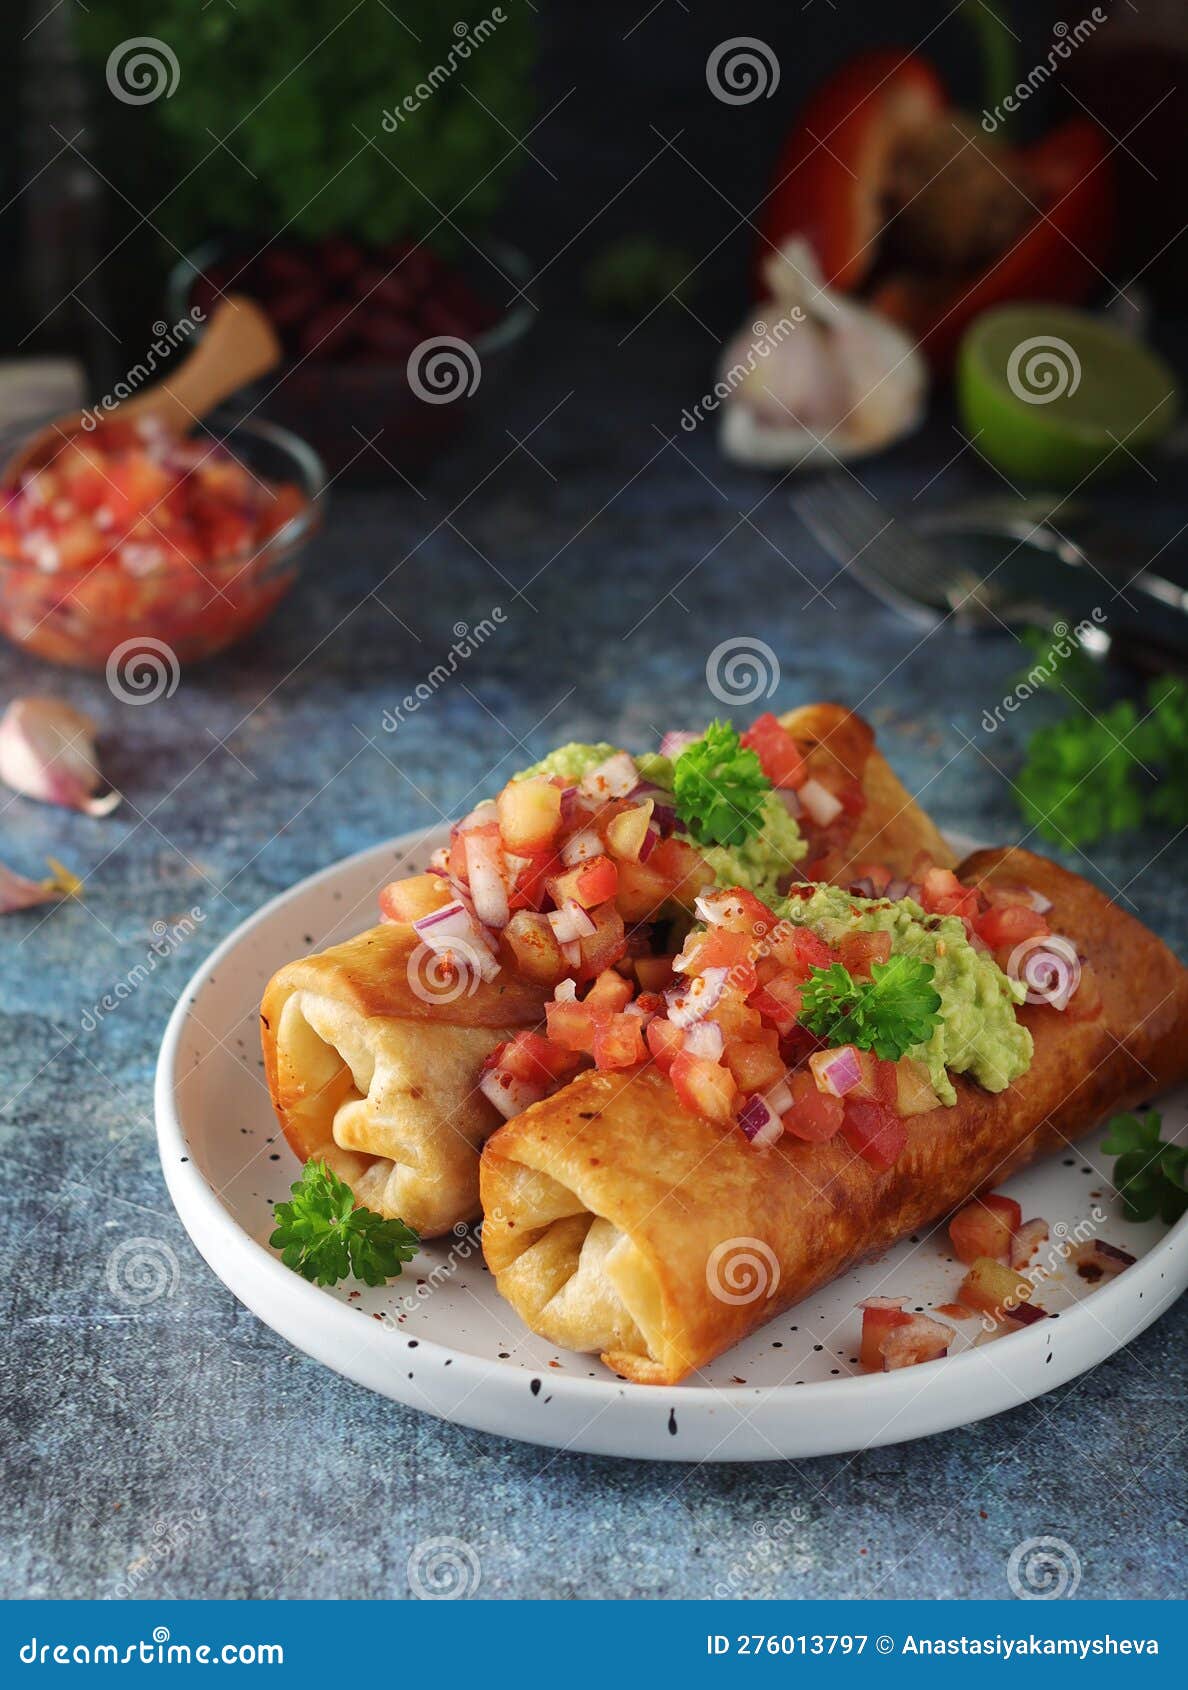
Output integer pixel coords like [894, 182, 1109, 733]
[481, 849, 1188, 1383]
[262, 923, 548, 1236]
[780, 702, 955, 879]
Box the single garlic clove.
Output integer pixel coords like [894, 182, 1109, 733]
[0, 697, 122, 816]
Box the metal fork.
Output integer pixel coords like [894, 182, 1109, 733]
[793, 478, 1188, 664]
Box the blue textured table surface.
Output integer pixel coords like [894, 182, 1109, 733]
[3, 293, 1187, 1601]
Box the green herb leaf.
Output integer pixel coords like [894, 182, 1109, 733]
[798, 955, 943, 1062]
[270, 1160, 419, 1287]
[1103, 1109, 1188, 1225]
[1015, 701, 1144, 846]
[672, 720, 772, 848]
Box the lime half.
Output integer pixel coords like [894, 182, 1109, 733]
[957, 305, 1179, 487]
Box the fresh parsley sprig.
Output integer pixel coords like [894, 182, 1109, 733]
[270, 1160, 420, 1287]
[672, 720, 772, 848]
[1101, 1110, 1188, 1225]
[1015, 660, 1188, 848]
[799, 955, 943, 1062]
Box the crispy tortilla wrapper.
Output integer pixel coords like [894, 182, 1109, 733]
[779, 702, 955, 879]
[261, 923, 548, 1236]
[481, 848, 1188, 1383]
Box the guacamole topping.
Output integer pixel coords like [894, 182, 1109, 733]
[778, 883, 1032, 1104]
[515, 740, 806, 902]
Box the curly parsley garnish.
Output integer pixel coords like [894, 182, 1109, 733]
[799, 955, 943, 1062]
[270, 1160, 420, 1287]
[672, 719, 772, 848]
[1101, 1110, 1188, 1225]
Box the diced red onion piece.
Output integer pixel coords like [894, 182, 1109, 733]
[552, 978, 578, 1003]
[1002, 1301, 1049, 1327]
[800, 777, 843, 827]
[465, 832, 510, 929]
[810, 1044, 862, 1097]
[1024, 886, 1053, 914]
[428, 845, 450, 874]
[848, 877, 877, 899]
[777, 788, 802, 818]
[1009, 1217, 1050, 1271]
[579, 751, 638, 799]
[413, 901, 473, 938]
[479, 1069, 545, 1120]
[638, 825, 660, 863]
[683, 1021, 725, 1060]
[884, 876, 910, 901]
[659, 730, 699, 760]
[548, 899, 596, 943]
[559, 939, 581, 968]
[859, 1296, 906, 1312]
[665, 966, 728, 1028]
[881, 1313, 953, 1369]
[1073, 1240, 1136, 1278]
[455, 799, 499, 834]
[561, 828, 603, 866]
[649, 802, 677, 836]
[558, 786, 582, 826]
[738, 1094, 782, 1146]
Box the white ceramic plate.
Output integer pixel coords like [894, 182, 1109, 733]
[156, 826, 1188, 1461]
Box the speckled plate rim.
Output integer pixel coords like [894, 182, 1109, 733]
[155, 827, 1188, 1462]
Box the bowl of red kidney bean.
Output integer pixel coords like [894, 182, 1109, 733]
[168, 235, 535, 481]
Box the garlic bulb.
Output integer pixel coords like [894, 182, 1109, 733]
[0, 697, 121, 815]
[719, 238, 927, 469]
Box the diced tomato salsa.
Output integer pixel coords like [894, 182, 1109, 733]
[377, 743, 1064, 1165]
[0, 419, 309, 668]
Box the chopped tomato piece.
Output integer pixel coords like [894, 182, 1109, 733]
[749, 970, 804, 1034]
[741, 712, 807, 788]
[500, 910, 568, 984]
[547, 854, 619, 911]
[681, 928, 755, 974]
[378, 873, 452, 924]
[695, 885, 777, 936]
[724, 1034, 786, 1095]
[840, 1098, 907, 1171]
[497, 778, 562, 853]
[851, 861, 893, 895]
[509, 850, 564, 912]
[918, 866, 979, 922]
[765, 922, 834, 980]
[948, 1193, 1022, 1264]
[613, 858, 677, 921]
[837, 929, 892, 975]
[974, 904, 1050, 949]
[585, 969, 635, 1012]
[495, 1030, 581, 1086]
[576, 901, 627, 979]
[859, 1299, 911, 1372]
[646, 1016, 684, 1074]
[782, 1068, 845, 1142]
[592, 1013, 647, 1070]
[544, 999, 603, 1054]
[648, 837, 716, 908]
[669, 1048, 737, 1124]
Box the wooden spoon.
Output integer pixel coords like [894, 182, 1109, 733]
[3, 295, 282, 484]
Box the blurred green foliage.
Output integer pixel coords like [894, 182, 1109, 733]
[75, 2, 537, 245]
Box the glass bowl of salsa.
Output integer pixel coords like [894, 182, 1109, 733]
[0, 410, 325, 670]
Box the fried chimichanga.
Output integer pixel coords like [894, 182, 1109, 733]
[261, 923, 548, 1236]
[481, 848, 1188, 1383]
